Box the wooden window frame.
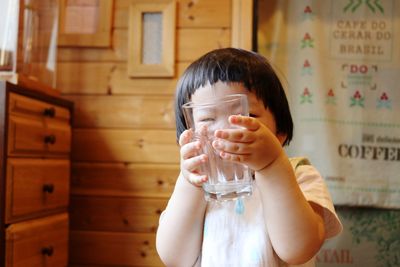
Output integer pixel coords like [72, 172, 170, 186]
[128, 0, 176, 78]
[58, 0, 113, 47]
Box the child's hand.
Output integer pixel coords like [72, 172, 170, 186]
[212, 115, 283, 171]
[179, 129, 209, 186]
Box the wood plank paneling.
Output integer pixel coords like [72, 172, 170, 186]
[177, 28, 231, 62]
[70, 196, 168, 233]
[69, 231, 163, 266]
[57, 62, 188, 96]
[109, 62, 188, 95]
[114, 0, 231, 29]
[57, 28, 230, 95]
[71, 163, 178, 198]
[60, 0, 239, 265]
[57, 28, 230, 64]
[72, 129, 179, 163]
[177, 0, 231, 28]
[57, 63, 115, 95]
[57, 29, 127, 63]
[65, 95, 175, 129]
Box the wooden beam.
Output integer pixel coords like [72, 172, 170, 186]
[231, 0, 254, 50]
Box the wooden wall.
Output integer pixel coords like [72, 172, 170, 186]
[57, 0, 237, 266]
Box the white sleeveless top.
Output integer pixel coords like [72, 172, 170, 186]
[196, 158, 342, 267]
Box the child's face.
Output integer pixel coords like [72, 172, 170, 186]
[191, 81, 283, 143]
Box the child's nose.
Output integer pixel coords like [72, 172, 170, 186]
[208, 117, 230, 133]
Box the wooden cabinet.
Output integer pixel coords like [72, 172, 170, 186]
[0, 82, 73, 266]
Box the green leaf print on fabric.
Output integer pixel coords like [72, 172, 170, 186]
[341, 208, 400, 267]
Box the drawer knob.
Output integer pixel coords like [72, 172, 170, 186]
[41, 246, 54, 256]
[43, 184, 55, 193]
[44, 135, 56, 144]
[43, 107, 56, 117]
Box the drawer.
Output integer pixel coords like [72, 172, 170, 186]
[8, 92, 70, 124]
[5, 213, 69, 267]
[5, 159, 70, 223]
[7, 115, 71, 157]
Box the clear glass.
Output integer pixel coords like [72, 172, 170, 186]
[19, 0, 59, 87]
[0, 0, 19, 75]
[0, 0, 59, 87]
[182, 94, 253, 201]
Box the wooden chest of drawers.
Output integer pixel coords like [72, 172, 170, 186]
[0, 82, 73, 266]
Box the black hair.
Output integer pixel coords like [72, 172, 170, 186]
[175, 47, 293, 146]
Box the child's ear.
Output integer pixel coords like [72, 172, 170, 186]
[276, 132, 288, 145]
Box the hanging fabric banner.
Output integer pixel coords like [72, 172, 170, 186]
[316, 207, 400, 266]
[258, 0, 400, 208]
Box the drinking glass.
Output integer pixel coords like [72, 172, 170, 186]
[182, 94, 253, 201]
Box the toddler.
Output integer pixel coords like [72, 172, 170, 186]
[156, 48, 342, 267]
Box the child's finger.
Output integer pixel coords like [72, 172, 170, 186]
[187, 173, 208, 185]
[182, 154, 208, 171]
[219, 151, 250, 163]
[179, 129, 194, 146]
[214, 129, 256, 143]
[212, 139, 251, 155]
[180, 141, 201, 160]
[229, 115, 260, 131]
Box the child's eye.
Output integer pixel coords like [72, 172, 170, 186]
[249, 113, 258, 118]
[199, 118, 215, 122]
